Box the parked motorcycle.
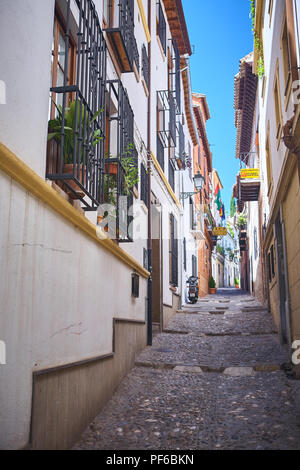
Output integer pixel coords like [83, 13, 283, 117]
[187, 276, 199, 304]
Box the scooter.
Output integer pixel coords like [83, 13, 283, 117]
[187, 276, 199, 304]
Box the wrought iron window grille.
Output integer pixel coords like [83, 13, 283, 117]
[170, 121, 186, 170]
[141, 44, 149, 91]
[105, 79, 138, 242]
[157, 90, 177, 148]
[170, 214, 178, 287]
[169, 39, 181, 114]
[168, 159, 175, 192]
[105, 0, 139, 74]
[47, 0, 107, 211]
[157, 135, 165, 171]
[157, 1, 166, 55]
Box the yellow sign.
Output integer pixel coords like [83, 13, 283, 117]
[213, 227, 227, 236]
[240, 169, 260, 179]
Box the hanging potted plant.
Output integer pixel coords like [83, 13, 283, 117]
[208, 276, 216, 295]
[47, 100, 103, 199]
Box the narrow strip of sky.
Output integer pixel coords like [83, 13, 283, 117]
[182, 0, 254, 216]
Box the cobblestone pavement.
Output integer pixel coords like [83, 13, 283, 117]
[73, 289, 300, 450]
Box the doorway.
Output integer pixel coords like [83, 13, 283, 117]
[151, 196, 162, 329]
[274, 206, 291, 345]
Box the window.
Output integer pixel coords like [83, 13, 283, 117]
[49, 12, 76, 119]
[254, 227, 258, 260]
[189, 197, 195, 230]
[169, 159, 175, 191]
[268, 244, 276, 283]
[142, 44, 149, 91]
[140, 163, 148, 207]
[103, 0, 112, 26]
[281, 18, 291, 96]
[46, 1, 107, 211]
[268, 0, 274, 26]
[183, 238, 187, 272]
[192, 255, 197, 277]
[157, 1, 166, 55]
[170, 214, 178, 287]
[270, 245, 275, 278]
[273, 66, 283, 143]
[157, 135, 165, 171]
[265, 127, 273, 197]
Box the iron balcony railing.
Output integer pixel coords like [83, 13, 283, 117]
[172, 40, 181, 114]
[142, 44, 149, 91]
[105, 79, 138, 242]
[47, 0, 107, 211]
[105, 0, 139, 74]
[157, 90, 177, 148]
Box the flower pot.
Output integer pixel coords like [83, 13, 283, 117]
[63, 163, 85, 199]
[97, 215, 109, 233]
[209, 288, 216, 295]
[105, 162, 118, 175]
[235, 285, 239, 289]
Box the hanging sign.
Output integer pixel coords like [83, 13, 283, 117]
[213, 227, 227, 236]
[240, 169, 260, 179]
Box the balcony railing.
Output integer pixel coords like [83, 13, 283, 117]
[157, 90, 177, 148]
[46, 0, 107, 211]
[239, 153, 260, 202]
[172, 40, 181, 114]
[105, 0, 139, 74]
[105, 79, 138, 242]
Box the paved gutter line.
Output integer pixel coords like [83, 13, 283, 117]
[162, 329, 278, 337]
[134, 361, 283, 373]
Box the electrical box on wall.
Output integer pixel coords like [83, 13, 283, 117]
[131, 273, 139, 298]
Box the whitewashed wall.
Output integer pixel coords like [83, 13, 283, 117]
[0, 0, 148, 449]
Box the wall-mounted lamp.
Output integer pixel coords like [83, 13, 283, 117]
[180, 171, 205, 200]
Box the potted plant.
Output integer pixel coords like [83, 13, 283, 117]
[99, 144, 139, 235]
[234, 277, 240, 289]
[48, 100, 103, 198]
[208, 276, 216, 295]
[237, 214, 247, 231]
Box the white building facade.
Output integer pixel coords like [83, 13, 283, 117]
[0, 0, 198, 449]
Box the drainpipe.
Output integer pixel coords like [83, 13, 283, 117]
[147, 0, 152, 346]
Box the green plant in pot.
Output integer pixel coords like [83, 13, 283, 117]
[48, 99, 103, 198]
[101, 144, 139, 234]
[208, 276, 216, 295]
[237, 214, 247, 230]
[234, 277, 240, 289]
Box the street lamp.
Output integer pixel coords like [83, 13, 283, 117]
[180, 171, 205, 200]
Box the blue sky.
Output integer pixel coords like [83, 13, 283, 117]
[182, 0, 253, 216]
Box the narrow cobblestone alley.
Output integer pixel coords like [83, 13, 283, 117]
[73, 290, 300, 450]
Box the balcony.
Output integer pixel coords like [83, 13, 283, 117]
[105, 79, 138, 242]
[157, 90, 177, 148]
[239, 154, 260, 202]
[104, 0, 139, 74]
[175, 122, 186, 170]
[46, 0, 107, 211]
